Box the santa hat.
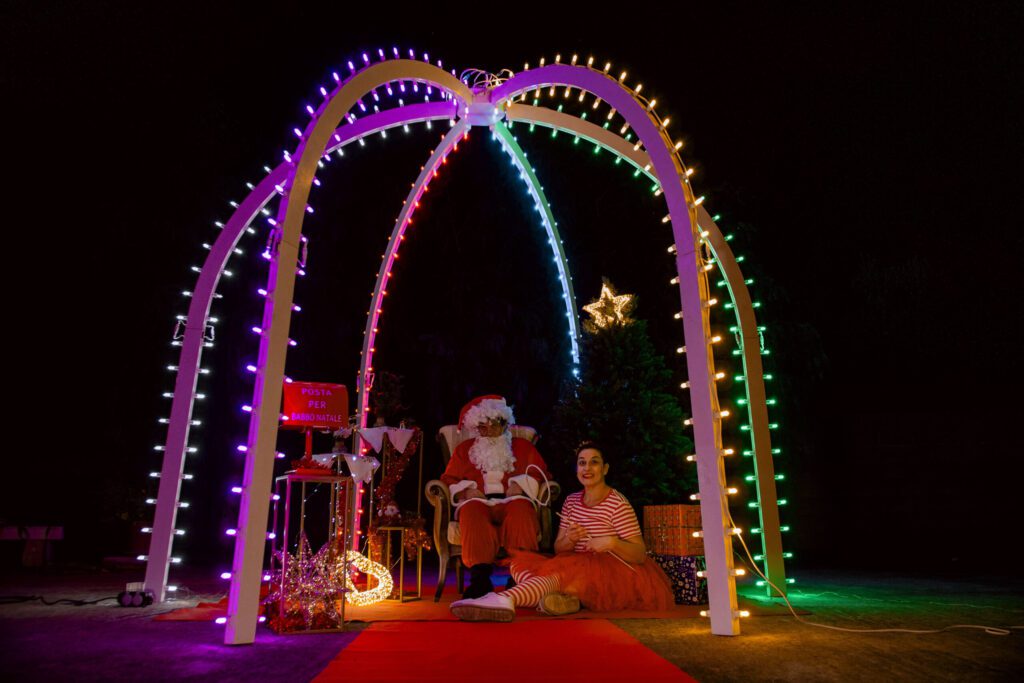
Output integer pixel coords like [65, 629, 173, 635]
[459, 395, 515, 434]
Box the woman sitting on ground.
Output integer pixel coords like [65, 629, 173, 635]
[450, 441, 674, 620]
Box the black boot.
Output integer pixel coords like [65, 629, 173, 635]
[463, 563, 494, 599]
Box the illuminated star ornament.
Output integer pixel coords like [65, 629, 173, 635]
[582, 279, 636, 331]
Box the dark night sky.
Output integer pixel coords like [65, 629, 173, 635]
[3, 3, 1022, 573]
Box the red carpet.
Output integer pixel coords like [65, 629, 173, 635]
[313, 620, 696, 682]
[344, 599, 708, 621]
[154, 593, 801, 622]
[342, 593, 801, 621]
[153, 596, 227, 621]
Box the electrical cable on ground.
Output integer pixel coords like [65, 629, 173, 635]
[726, 511, 1015, 637]
[0, 595, 119, 606]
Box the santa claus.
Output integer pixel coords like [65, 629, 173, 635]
[441, 395, 550, 598]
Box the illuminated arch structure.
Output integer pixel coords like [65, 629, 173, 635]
[144, 50, 788, 644]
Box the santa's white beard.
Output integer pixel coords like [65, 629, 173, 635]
[468, 433, 516, 475]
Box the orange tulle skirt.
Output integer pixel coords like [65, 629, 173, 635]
[509, 550, 674, 612]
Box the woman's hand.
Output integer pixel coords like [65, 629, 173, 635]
[566, 524, 588, 543]
[584, 536, 617, 553]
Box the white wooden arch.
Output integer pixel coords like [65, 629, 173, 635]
[148, 57, 785, 645]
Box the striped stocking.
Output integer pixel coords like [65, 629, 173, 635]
[503, 574, 560, 608]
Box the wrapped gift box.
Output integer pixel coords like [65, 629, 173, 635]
[650, 553, 708, 605]
[643, 504, 704, 555]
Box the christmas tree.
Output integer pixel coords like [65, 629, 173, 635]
[552, 280, 696, 508]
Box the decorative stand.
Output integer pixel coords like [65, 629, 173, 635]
[376, 525, 423, 602]
[270, 472, 352, 633]
[357, 426, 426, 600]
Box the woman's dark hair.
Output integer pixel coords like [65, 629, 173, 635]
[575, 441, 606, 460]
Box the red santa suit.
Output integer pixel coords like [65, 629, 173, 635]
[441, 396, 550, 568]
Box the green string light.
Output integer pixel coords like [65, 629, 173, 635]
[537, 114, 796, 593]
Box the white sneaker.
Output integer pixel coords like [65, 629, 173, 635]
[450, 592, 515, 622]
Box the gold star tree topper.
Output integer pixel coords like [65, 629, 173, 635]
[582, 280, 636, 331]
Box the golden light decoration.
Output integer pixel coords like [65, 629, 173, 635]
[339, 550, 394, 606]
[582, 279, 636, 331]
[265, 534, 345, 631]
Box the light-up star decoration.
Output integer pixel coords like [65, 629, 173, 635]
[582, 280, 636, 331]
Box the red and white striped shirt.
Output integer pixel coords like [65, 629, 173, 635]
[559, 489, 642, 553]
